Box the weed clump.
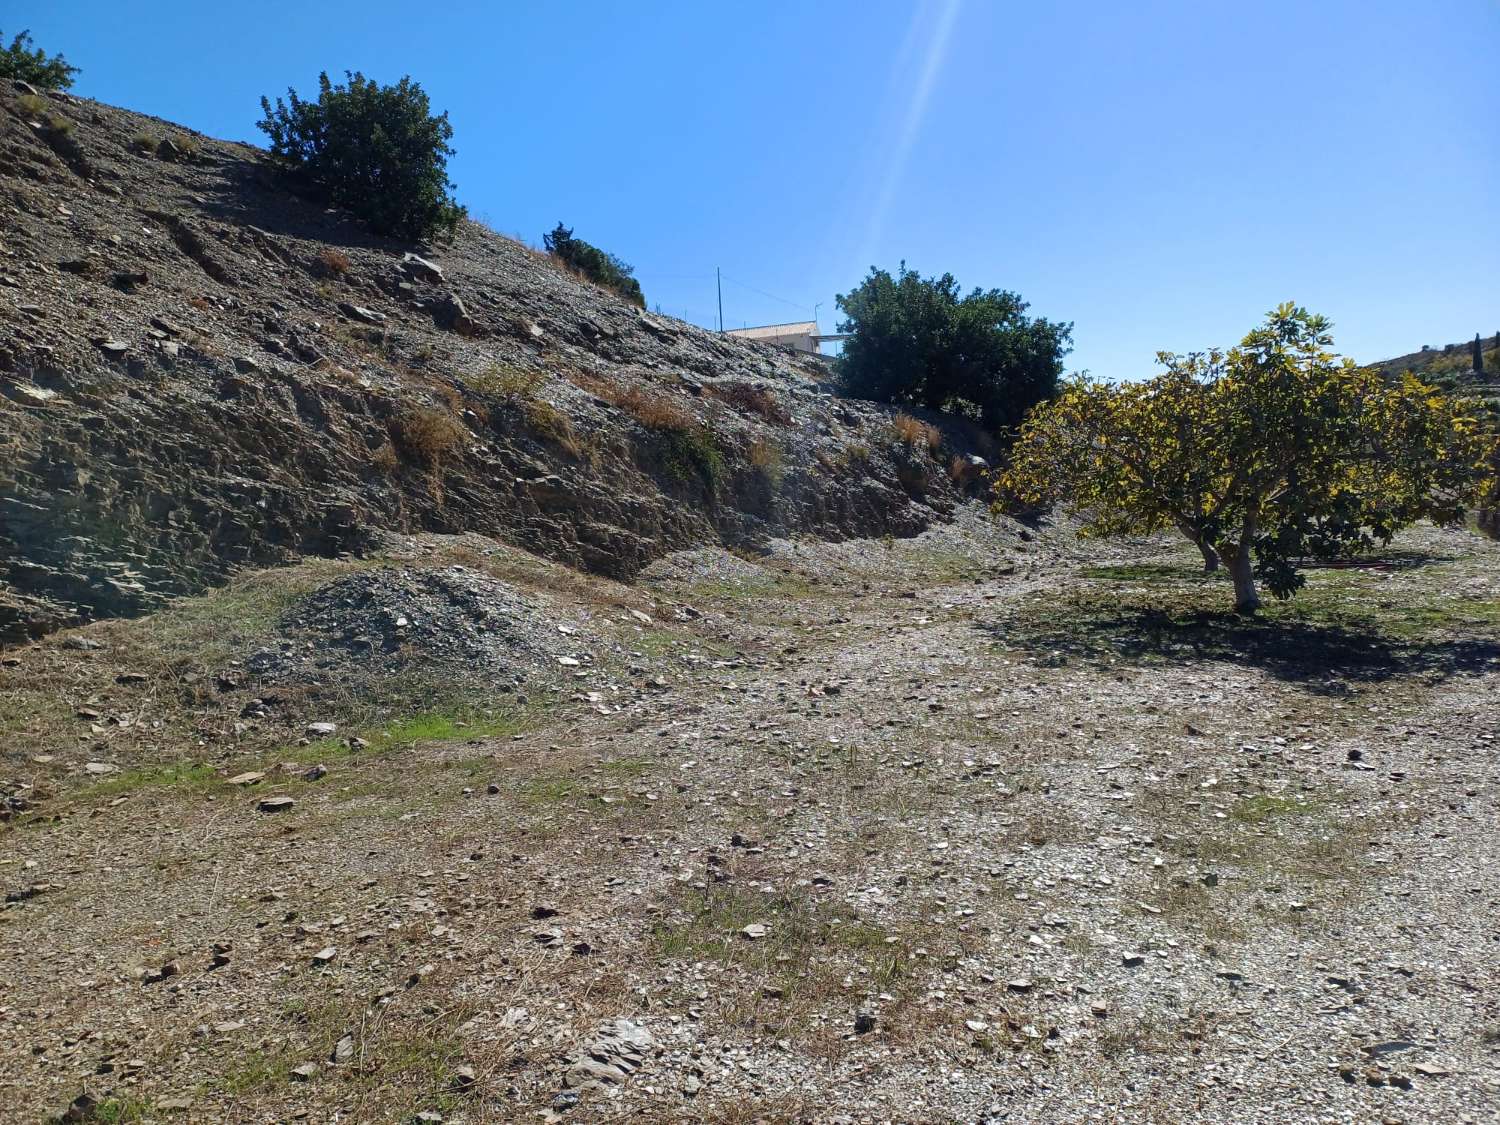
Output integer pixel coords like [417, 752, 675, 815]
[892, 413, 942, 454]
[390, 406, 467, 469]
[705, 380, 792, 426]
[316, 246, 351, 276]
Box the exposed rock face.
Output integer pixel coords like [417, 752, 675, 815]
[0, 90, 990, 642]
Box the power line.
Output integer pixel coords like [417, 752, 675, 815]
[718, 273, 815, 315]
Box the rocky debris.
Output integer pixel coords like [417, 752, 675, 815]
[61, 1093, 98, 1121]
[256, 796, 295, 813]
[432, 292, 478, 336]
[563, 1019, 656, 1091]
[338, 301, 386, 325]
[400, 252, 445, 284]
[269, 566, 581, 684]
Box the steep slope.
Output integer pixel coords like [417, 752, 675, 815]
[0, 85, 991, 642]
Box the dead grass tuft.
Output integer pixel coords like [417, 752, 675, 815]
[316, 246, 351, 276]
[390, 406, 468, 469]
[704, 380, 793, 426]
[892, 413, 943, 454]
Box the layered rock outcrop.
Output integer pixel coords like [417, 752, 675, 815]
[0, 87, 986, 641]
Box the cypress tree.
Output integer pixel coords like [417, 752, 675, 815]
[1475, 334, 1485, 376]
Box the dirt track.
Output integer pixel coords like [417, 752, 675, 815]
[3, 512, 1499, 1123]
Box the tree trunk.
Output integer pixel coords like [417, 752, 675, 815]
[1197, 540, 1220, 573]
[1227, 542, 1260, 613]
[1175, 520, 1220, 573]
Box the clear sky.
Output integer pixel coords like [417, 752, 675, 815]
[15, 0, 1499, 377]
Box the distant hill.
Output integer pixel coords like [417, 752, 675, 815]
[1363, 335, 1500, 540]
[1365, 334, 1499, 395]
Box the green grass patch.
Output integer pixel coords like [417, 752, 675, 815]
[1079, 563, 1209, 583]
[517, 776, 583, 804]
[92, 1097, 155, 1124]
[1228, 793, 1318, 823]
[279, 705, 532, 766]
[600, 756, 652, 777]
[687, 572, 819, 604]
[78, 762, 219, 801]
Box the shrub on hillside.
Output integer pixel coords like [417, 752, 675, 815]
[390, 406, 468, 469]
[836, 264, 1071, 435]
[1, 30, 78, 90]
[544, 223, 645, 307]
[258, 71, 465, 242]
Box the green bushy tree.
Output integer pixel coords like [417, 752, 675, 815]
[1, 29, 79, 89]
[835, 264, 1071, 433]
[1002, 304, 1493, 611]
[258, 71, 464, 241]
[543, 223, 645, 307]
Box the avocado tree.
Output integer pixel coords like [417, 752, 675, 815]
[1000, 304, 1492, 612]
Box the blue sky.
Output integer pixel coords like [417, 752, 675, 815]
[15, 0, 1499, 377]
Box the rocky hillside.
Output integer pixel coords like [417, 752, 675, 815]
[0, 85, 990, 643]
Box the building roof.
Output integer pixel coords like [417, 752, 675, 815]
[725, 321, 818, 340]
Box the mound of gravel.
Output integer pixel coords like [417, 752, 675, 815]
[254, 565, 582, 682]
[638, 546, 774, 587]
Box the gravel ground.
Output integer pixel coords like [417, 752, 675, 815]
[2, 516, 1498, 1124]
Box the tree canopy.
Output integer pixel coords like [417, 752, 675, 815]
[543, 223, 644, 307]
[1000, 304, 1493, 612]
[835, 264, 1071, 433]
[258, 71, 464, 242]
[0, 29, 78, 90]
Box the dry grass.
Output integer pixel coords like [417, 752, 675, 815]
[467, 364, 544, 399]
[460, 366, 586, 458]
[369, 440, 400, 474]
[390, 406, 469, 469]
[521, 398, 584, 458]
[568, 373, 696, 433]
[316, 246, 351, 276]
[948, 454, 983, 487]
[892, 413, 943, 454]
[747, 435, 783, 482]
[704, 380, 793, 426]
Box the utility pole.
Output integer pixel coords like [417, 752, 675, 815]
[716, 267, 724, 334]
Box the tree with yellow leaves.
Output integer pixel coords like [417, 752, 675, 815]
[1000, 304, 1493, 612]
